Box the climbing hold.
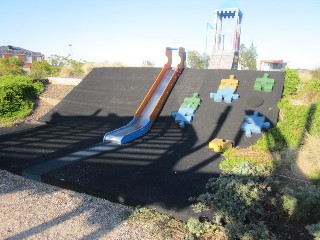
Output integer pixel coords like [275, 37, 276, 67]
[172, 93, 201, 128]
[253, 73, 275, 92]
[209, 138, 233, 152]
[241, 111, 271, 137]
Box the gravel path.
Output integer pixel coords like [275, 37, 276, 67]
[0, 170, 160, 240]
[0, 82, 163, 239]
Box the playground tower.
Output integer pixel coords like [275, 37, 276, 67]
[208, 6, 243, 69]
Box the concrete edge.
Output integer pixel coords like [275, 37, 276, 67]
[47, 77, 82, 86]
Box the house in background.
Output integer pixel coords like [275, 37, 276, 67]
[0, 45, 44, 71]
[259, 59, 287, 71]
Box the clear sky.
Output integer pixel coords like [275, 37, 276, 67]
[2, 0, 320, 69]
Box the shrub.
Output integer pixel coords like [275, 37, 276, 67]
[305, 223, 320, 239]
[0, 75, 44, 125]
[0, 57, 26, 75]
[29, 60, 59, 79]
[282, 68, 301, 96]
[185, 218, 225, 239]
[195, 164, 276, 223]
[281, 185, 320, 222]
[255, 99, 320, 151]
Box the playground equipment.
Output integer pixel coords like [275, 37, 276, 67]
[209, 138, 233, 152]
[171, 93, 202, 128]
[208, 4, 242, 69]
[103, 47, 185, 144]
[210, 75, 239, 103]
[254, 73, 275, 92]
[241, 111, 271, 137]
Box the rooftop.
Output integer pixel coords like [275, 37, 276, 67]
[0, 45, 43, 55]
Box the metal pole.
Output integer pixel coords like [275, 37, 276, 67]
[204, 22, 214, 69]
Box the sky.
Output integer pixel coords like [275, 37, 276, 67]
[2, 0, 320, 69]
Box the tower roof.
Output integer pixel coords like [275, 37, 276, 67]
[216, 0, 243, 18]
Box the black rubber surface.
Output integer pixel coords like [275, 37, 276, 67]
[0, 67, 284, 220]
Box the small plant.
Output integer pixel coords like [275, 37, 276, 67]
[129, 207, 186, 239]
[281, 184, 320, 222]
[220, 149, 273, 175]
[185, 218, 226, 239]
[305, 223, 320, 239]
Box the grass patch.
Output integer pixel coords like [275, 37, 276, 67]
[295, 132, 320, 184]
[220, 148, 274, 175]
[128, 207, 186, 239]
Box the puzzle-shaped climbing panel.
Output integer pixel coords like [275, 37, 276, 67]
[210, 86, 239, 103]
[254, 73, 275, 92]
[210, 75, 240, 103]
[180, 93, 202, 110]
[219, 75, 239, 90]
[208, 138, 233, 152]
[241, 111, 271, 137]
[172, 93, 201, 128]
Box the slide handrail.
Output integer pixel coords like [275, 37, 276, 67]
[150, 47, 185, 122]
[134, 47, 185, 120]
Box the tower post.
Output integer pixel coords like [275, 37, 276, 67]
[208, 6, 243, 69]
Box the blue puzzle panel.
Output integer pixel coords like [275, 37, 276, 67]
[241, 111, 271, 137]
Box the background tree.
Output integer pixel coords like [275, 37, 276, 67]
[0, 57, 26, 75]
[29, 60, 57, 79]
[187, 50, 210, 69]
[141, 59, 155, 67]
[239, 43, 258, 70]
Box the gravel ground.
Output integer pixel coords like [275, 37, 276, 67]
[0, 83, 162, 239]
[0, 170, 160, 240]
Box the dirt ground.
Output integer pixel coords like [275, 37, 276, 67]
[23, 83, 75, 124]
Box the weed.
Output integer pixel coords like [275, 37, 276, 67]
[281, 185, 320, 222]
[128, 207, 186, 239]
[220, 148, 273, 175]
[305, 223, 320, 239]
[282, 68, 301, 96]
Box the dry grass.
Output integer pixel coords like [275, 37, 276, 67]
[295, 132, 320, 180]
[92, 61, 129, 68]
[289, 92, 320, 106]
[298, 70, 313, 82]
[59, 65, 74, 77]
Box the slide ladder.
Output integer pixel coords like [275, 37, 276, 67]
[103, 47, 185, 145]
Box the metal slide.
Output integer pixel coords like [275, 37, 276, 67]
[103, 47, 185, 145]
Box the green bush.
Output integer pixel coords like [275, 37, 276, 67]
[305, 223, 320, 239]
[0, 75, 44, 125]
[281, 185, 320, 222]
[185, 218, 224, 239]
[0, 57, 26, 75]
[282, 68, 301, 96]
[199, 174, 271, 221]
[29, 60, 59, 79]
[255, 99, 320, 151]
[302, 78, 320, 95]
